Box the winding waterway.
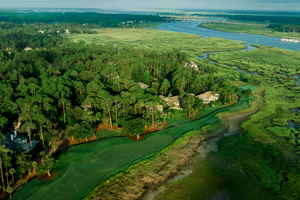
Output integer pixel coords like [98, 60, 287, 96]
[157, 18, 300, 87]
[156, 18, 300, 52]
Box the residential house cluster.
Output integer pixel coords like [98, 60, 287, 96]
[196, 91, 219, 105]
[137, 83, 219, 112]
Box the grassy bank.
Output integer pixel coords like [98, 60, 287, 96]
[201, 22, 300, 40]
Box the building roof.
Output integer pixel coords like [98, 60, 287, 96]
[24, 47, 33, 51]
[138, 82, 149, 90]
[196, 91, 219, 104]
[159, 95, 183, 109]
[2, 132, 38, 153]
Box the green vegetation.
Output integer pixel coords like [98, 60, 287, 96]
[197, 13, 300, 33]
[0, 12, 168, 27]
[156, 135, 297, 200]
[0, 12, 171, 52]
[201, 22, 300, 40]
[67, 28, 247, 59]
[0, 15, 249, 199]
[1, 11, 300, 200]
[206, 45, 300, 167]
[13, 94, 252, 200]
[152, 44, 300, 200]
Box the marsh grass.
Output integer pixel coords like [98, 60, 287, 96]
[201, 22, 300, 40]
[66, 28, 246, 61]
[156, 135, 282, 200]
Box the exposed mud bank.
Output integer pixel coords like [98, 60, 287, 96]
[139, 110, 256, 200]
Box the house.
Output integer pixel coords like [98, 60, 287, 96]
[185, 61, 198, 70]
[159, 95, 183, 110]
[138, 82, 149, 91]
[149, 104, 164, 113]
[24, 47, 33, 51]
[1, 130, 38, 153]
[57, 30, 60, 33]
[38, 30, 44, 34]
[65, 29, 69, 34]
[5, 47, 11, 54]
[196, 91, 219, 105]
[156, 105, 164, 113]
[187, 93, 195, 96]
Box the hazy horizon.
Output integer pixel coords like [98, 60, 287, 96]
[0, 0, 299, 11]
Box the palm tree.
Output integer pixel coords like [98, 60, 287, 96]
[160, 79, 170, 95]
[148, 101, 157, 128]
[40, 151, 45, 162]
[9, 168, 15, 183]
[52, 142, 57, 152]
[59, 98, 71, 124]
[7, 187, 13, 199]
[176, 77, 187, 92]
[34, 114, 47, 149]
[21, 122, 36, 147]
[0, 157, 5, 190]
[167, 111, 173, 119]
[101, 97, 113, 129]
[32, 162, 37, 174]
[117, 128, 122, 136]
[3, 153, 12, 188]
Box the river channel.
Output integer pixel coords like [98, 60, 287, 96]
[156, 18, 300, 52]
[157, 18, 300, 87]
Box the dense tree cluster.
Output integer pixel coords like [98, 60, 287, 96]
[193, 13, 300, 33]
[0, 12, 170, 52]
[223, 14, 300, 33]
[0, 37, 239, 191]
[268, 23, 300, 33]
[0, 12, 168, 27]
[0, 22, 66, 52]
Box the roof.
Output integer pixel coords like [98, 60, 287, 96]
[159, 95, 183, 108]
[138, 82, 149, 90]
[197, 91, 218, 99]
[3, 133, 38, 152]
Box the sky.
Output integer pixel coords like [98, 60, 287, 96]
[1, 0, 299, 11]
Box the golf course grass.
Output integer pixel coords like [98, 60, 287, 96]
[13, 94, 253, 200]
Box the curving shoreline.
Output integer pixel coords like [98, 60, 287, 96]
[139, 109, 258, 200]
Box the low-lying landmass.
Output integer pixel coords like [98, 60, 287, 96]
[200, 21, 300, 40]
[0, 10, 299, 200]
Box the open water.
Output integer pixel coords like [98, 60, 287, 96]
[157, 18, 300, 52]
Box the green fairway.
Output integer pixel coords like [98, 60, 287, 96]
[13, 95, 252, 200]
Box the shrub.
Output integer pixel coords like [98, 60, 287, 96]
[266, 126, 291, 137]
[288, 139, 296, 145]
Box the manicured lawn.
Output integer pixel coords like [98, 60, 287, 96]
[13, 95, 252, 200]
[96, 128, 125, 139]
